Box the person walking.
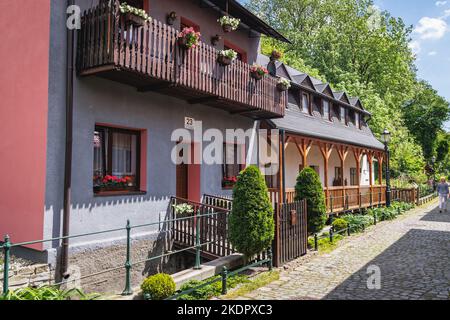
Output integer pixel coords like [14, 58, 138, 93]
[437, 177, 449, 213]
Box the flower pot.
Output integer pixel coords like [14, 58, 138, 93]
[222, 24, 233, 33]
[250, 71, 264, 80]
[177, 36, 191, 50]
[217, 55, 232, 66]
[277, 83, 289, 91]
[123, 12, 145, 28]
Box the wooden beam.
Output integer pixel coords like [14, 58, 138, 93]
[137, 83, 176, 92]
[188, 95, 221, 105]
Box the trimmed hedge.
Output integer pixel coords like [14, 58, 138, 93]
[229, 166, 274, 257]
[141, 273, 176, 300]
[295, 167, 327, 234]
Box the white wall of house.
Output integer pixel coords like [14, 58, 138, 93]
[284, 143, 376, 189]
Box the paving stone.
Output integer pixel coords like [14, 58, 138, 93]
[232, 201, 450, 300]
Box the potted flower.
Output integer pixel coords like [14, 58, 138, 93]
[172, 203, 194, 217]
[222, 176, 238, 188]
[177, 27, 201, 50]
[277, 77, 291, 91]
[217, 49, 237, 66]
[250, 64, 268, 80]
[97, 175, 134, 192]
[119, 2, 151, 27]
[217, 16, 240, 33]
[270, 49, 283, 61]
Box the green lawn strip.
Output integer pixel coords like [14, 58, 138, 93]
[222, 271, 280, 300]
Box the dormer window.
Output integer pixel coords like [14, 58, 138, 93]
[340, 107, 346, 124]
[302, 93, 310, 114]
[355, 112, 360, 129]
[349, 109, 356, 126]
[323, 100, 330, 121]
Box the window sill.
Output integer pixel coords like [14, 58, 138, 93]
[94, 190, 147, 197]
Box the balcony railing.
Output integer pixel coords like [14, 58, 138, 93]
[76, 0, 287, 119]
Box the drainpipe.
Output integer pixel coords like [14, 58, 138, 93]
[61, 0, 75, 279]
[280, 129, 286, 204]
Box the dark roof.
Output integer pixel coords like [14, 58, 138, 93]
[203, 0, 290, 43]
[256, 54, 371, 116]
[270, 105, 385, 150]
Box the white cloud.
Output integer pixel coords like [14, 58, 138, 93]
[436, 1, 448, 6]
[443, 9, 450, 19]
[409, 40, 421, 54]
[428, 51, 438, 56]
[414, 17, 448, 40]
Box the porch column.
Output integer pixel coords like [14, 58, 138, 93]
[368, 151, 374, 205]
[337, 145, 349, 210]
[294, 137, 313, 169]
[377, 153, 384, 185]
[319, 142, 334, 209]
[352, 148, 363, 207]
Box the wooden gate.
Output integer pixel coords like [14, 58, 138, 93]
[274, 200, 308, 267]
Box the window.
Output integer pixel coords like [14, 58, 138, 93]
[350, 168, 358, 186]
[323, 100, 330, 120]
[333, 167, 343, 186]
[93, 126, 141, 194]
[340, 107, 346, 124]
[355, 112, 361, 129]
[181, 17, 200, 32]
[302, 93, 310, 114]
[310, 165, 320, 176]
[333, 104, 340, 121]
[349, 110, 356, 125]
[224, 40, 247, 63]
[222, 143, 245, 188]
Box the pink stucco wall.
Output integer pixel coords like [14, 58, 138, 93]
[0, 0, 51, 249]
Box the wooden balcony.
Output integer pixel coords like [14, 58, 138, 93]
[76, 1, 287, 119]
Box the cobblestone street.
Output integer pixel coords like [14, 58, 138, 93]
[234, 201, 450, 300]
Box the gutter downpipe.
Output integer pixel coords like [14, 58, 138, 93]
[280, 129, 287, 204]
[61, 0, 75, 280]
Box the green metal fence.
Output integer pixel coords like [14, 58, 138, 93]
[0, 206, 237, 297]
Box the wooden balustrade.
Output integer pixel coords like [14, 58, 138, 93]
[77, 1, 286, 119]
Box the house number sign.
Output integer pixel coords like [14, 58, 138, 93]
[185, 117, 195, 130]
[290, 210, 297, 226]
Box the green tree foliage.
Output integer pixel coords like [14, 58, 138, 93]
[229, 166, 275, 257]
[295, 168, 327, 233]
[247, 0, 450, 182]
[402, 81, 450, 160]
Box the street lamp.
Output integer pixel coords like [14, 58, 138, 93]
[381, 129, 391, 207]
[431, 156, 437, 191]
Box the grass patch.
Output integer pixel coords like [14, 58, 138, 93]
[308, 233, 344, 253]
[222, 271, 280, 299]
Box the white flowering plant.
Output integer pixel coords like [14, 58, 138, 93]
[218, 49, 238, 60]
[277, 77, 291, 89]
[172, 203, 195, 216]
[119, 2, 151, 22]
[217, 16, 240, 30]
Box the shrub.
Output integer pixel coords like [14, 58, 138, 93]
[178, 275, 248, 300]
[229, 166, 274, 258]
[342, 214, 373, 233]
[332, 218, 348, 233]
[141, 273, 176, 300]
[0, 286, 100, 300]
[295, 168, 327, 234]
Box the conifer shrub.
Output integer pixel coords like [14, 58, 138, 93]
[295, 167, 327, 234]
[229, 166, 274, 258]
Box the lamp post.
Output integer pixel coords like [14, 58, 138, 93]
[431, 156, 437, 191]
[381, 129, 391, 207]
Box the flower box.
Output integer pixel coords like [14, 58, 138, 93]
[217, 55, 233, 66]
[123, 12, 146, 27]
[250, 71, 264, 80]
[222, 24, 233, 33]
[250, 64, 269, 81]
[277, 82, 290, 91]
[218, 16, 240, 33]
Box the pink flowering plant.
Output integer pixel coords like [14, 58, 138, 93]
[177, 27, 201, 49]
[222, 176, 238, 188]
[250, 64, 269, 80]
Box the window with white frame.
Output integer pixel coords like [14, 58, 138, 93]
[323, 100, 330, 120]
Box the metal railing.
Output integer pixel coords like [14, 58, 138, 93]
[0, 206, 236, 296]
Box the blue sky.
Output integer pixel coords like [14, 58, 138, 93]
[373, 0, 450, 128]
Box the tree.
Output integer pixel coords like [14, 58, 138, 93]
[295, 168, 327, 234]
[401, 81, 450, 160]
[229, 166, 275, 257]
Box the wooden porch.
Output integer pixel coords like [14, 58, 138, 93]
[268, 132, 388, 214]
[76, 1, 287, 119]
